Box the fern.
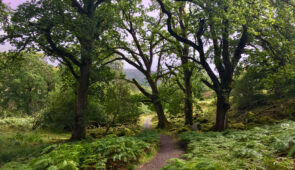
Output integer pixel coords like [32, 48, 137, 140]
[163, 121, 295, 170]
[287, 145, 295, 157]
[1, 131, 159, 170]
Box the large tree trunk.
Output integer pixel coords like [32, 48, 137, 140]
[184, 69, 193, 125]
[71, 63, 91, 140]
[153, 99, 169, 128]
[180, 44, 194, 126]
[148, 75, 169, 128]
[215, 91, 230, 131]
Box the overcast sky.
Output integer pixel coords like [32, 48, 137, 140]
[1, 0, 27, 52]
[3, 0, 26, 9]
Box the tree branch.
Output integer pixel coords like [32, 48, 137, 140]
[43, 26, 82, 67]
[188, 56, 201, 64]
[56, 55, 79, 80]
[156, 0, 202, 52]
[132, 78, 152, 98]
[222, 19, 231, 72]
[166, 63, 186, 93]
[201, 79, 214, 90]
[100, 57, 124, 67]
[232, 26, 248, 70]
[113, 50, 146, 74]
[157, 0, 221, 89]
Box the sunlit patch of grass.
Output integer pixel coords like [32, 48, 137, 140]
[197, 97, 217, 130]
[87, 124, 142, 138]
[0, 116, 34, 130]
[138, 113, 157, 129]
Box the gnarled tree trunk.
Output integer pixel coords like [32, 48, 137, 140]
[153, 99, 169, 128]
[148, 75, 169, 128]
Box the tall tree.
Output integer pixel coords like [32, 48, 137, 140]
[2, 0, 115, 140]
[246, 0, 295, 98]
[112, 0, 169, 128]
[156, 0, 274, 131]
[160, 4, 198, 126]
[103, 80, 141, 135]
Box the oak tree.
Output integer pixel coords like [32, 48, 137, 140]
[113, 0, 169, 128]
[2, 0, 115, 140]
[157, 0, 274, 131]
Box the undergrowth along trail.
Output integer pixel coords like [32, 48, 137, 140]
[163, 121, 295, 170]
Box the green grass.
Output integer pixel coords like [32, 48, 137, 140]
[0, 129, 70, 166]
[163, 121, 295, 170]
[0, 117, 70, 167]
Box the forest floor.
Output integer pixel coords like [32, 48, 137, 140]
[137, 118, 185, 170]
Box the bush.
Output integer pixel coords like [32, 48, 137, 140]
[40, 80, 141, 132]
[40, 88, 106, 131]
[136, 130, 159, 146]
[232, 71, 266, 110]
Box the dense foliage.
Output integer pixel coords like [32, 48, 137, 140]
[1, 130, 159, 170]
[0, 53, 58, 116]
[164, 121, 295, 170]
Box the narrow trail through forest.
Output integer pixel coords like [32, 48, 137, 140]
[142, 118, 152, 129]
[137, 118, 185, 170]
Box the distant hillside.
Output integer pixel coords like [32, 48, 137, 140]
[123, 69, 147, 85]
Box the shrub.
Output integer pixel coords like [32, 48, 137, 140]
[232, 71, 266, 110]
[40, 88, 106, 131]
[136, 130, 159, 146]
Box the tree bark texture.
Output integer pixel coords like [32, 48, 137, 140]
[184, 70, 193, 125]
[215, 91, 230, 131]
[147, 75, 169, 128]
[153, 99, 169, 128]
[71, 62, 91, 140]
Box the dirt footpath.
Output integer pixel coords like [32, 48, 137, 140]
[137, 118, 185, 170]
